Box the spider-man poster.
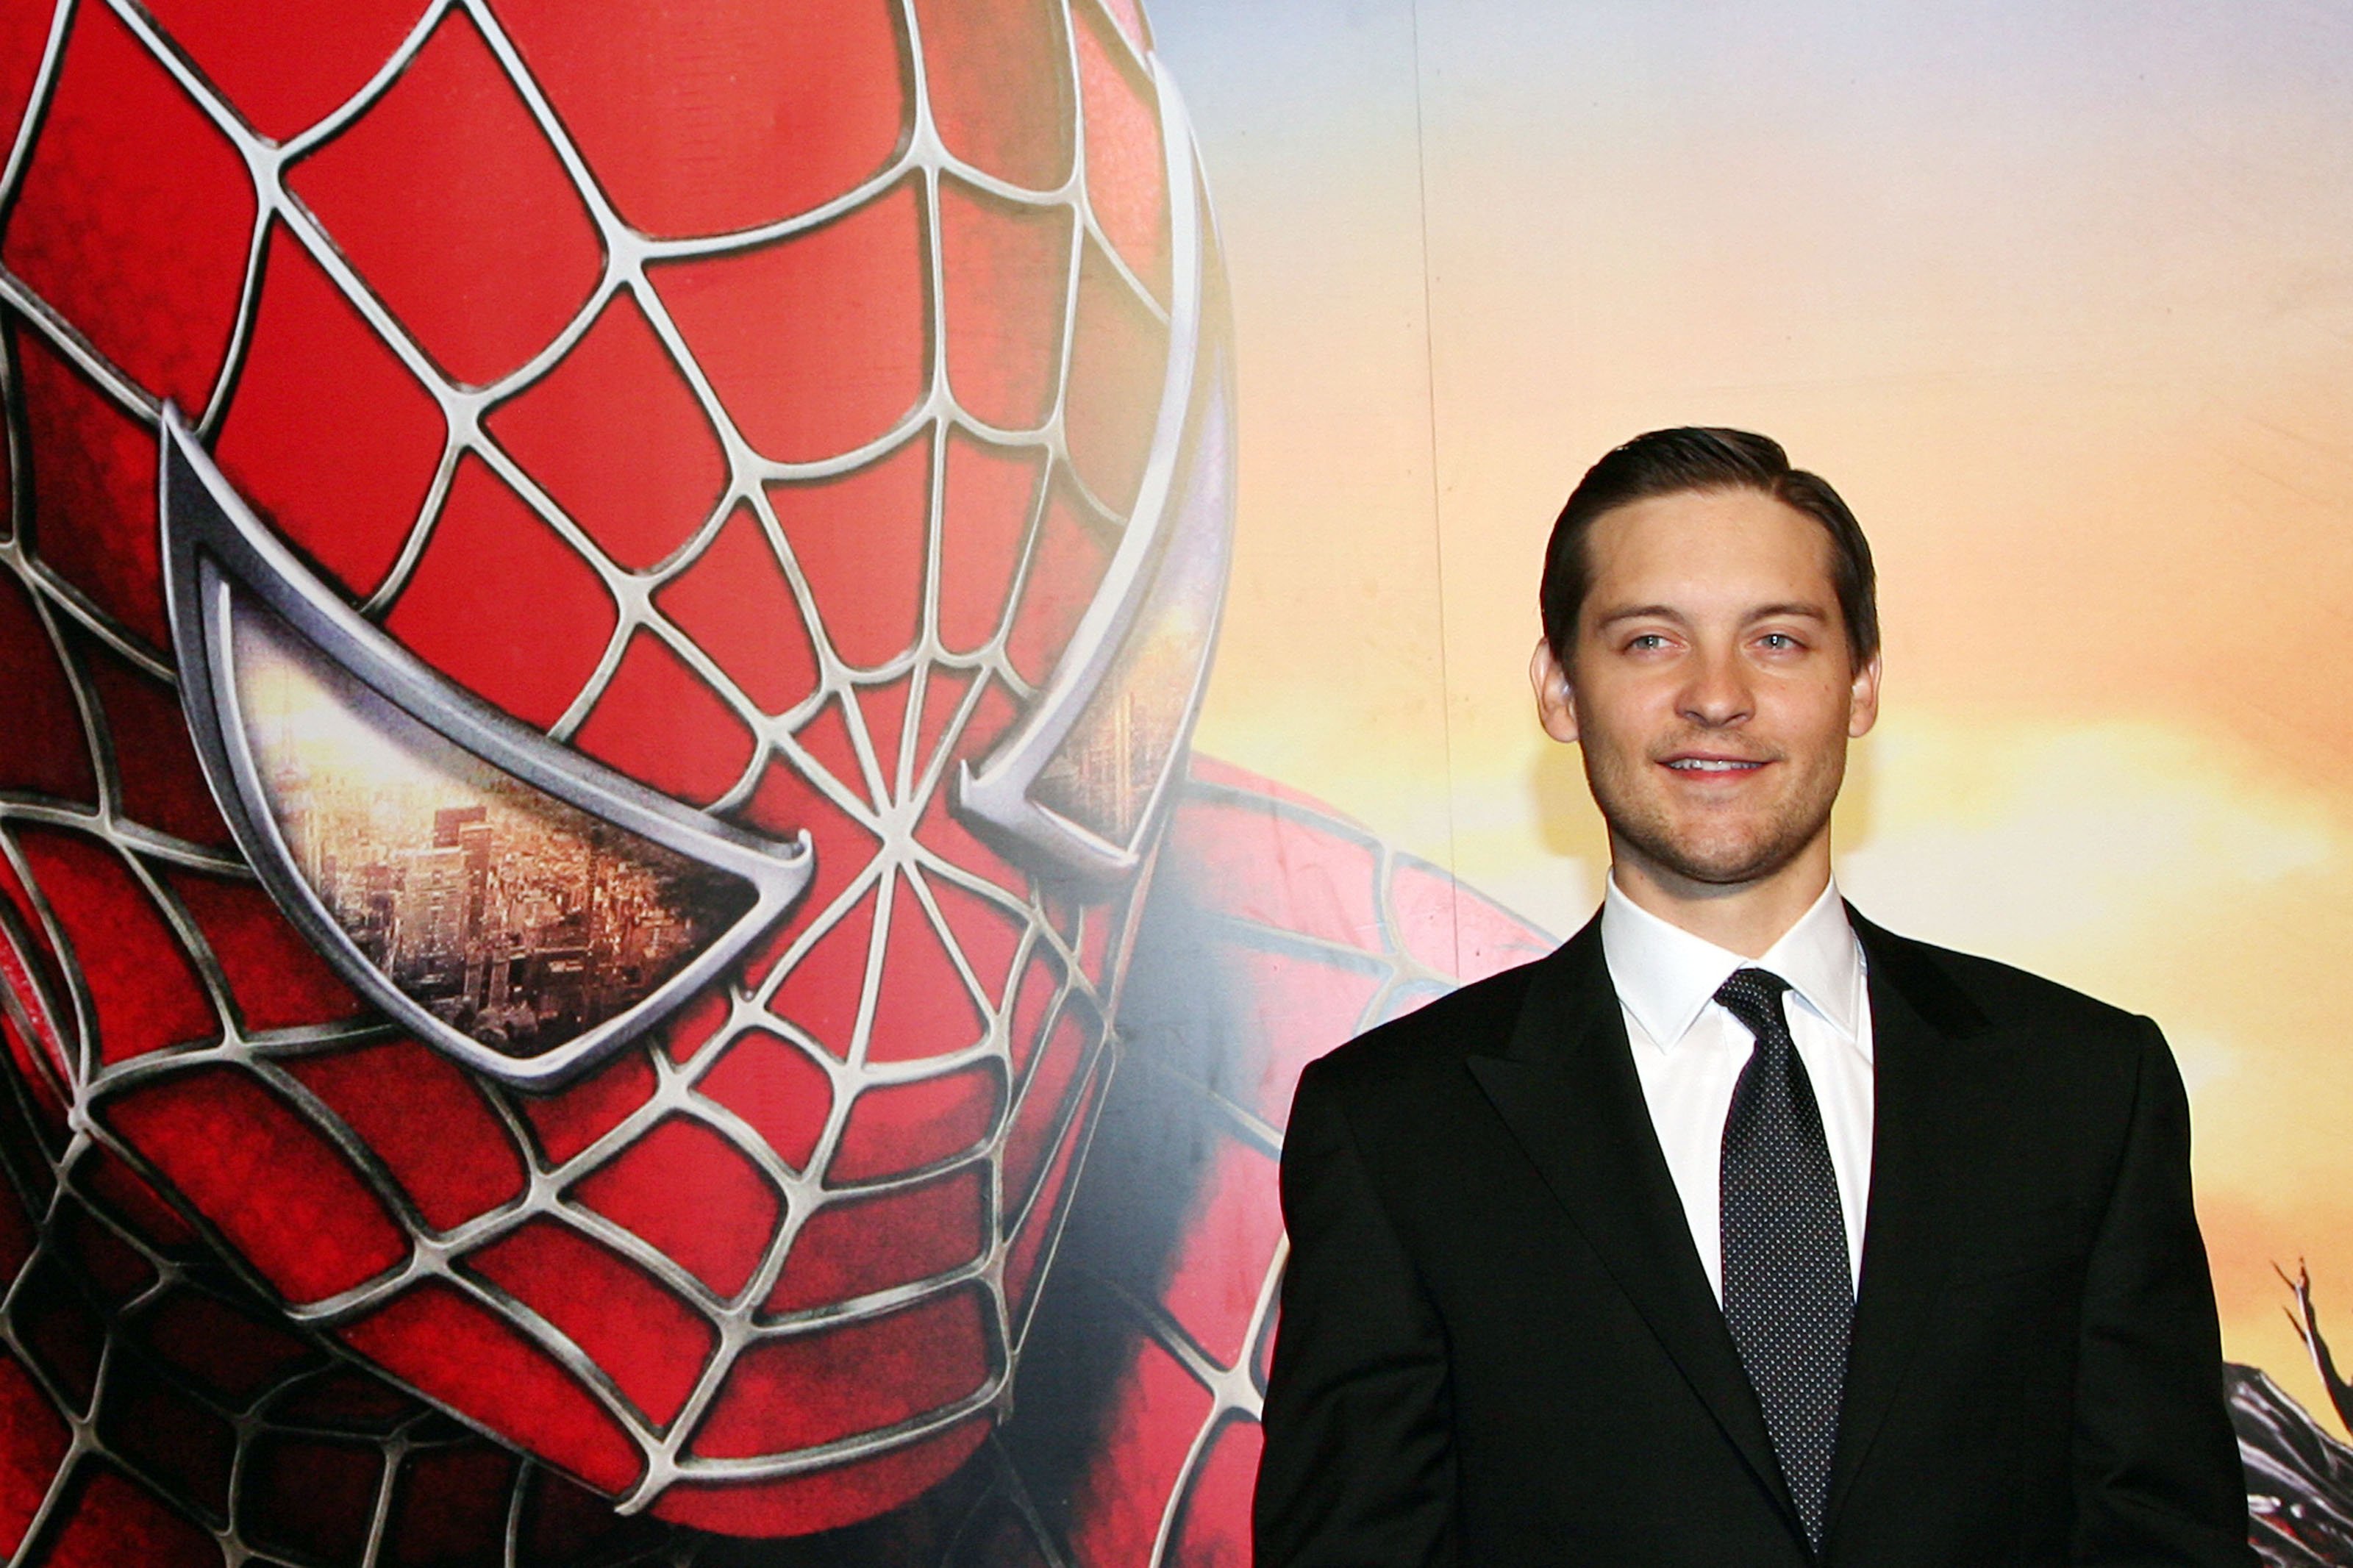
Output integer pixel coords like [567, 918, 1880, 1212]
[0, 0, 2350, 1563]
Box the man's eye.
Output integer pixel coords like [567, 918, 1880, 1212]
[1758, 632, 1801, 651]
[1627, 633, 1669, 651]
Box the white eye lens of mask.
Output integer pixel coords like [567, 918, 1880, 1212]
[955, 96, 1234, 883]
[162, 415, 812, 1090]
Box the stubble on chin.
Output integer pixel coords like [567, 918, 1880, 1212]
[1582, 748, 1843, 889]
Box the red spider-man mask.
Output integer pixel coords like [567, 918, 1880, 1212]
[0, 0, 1229, 1537]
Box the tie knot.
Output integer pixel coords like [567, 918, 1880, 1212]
[1714, 967, 1793, 1041]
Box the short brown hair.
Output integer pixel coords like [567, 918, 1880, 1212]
[1539, 427, 1879, 668]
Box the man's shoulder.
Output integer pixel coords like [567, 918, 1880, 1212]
[1859, 914, 2152, 1045]
[1297, 948, 1565, 1104]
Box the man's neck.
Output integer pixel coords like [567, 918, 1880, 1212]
[1607, 838, 1835, 960]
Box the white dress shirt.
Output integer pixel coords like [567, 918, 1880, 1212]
[1600, 875, 1874, 1303]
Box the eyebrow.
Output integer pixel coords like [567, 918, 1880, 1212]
[1593, 602, 1829, 629]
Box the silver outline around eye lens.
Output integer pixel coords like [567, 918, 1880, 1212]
[954, 68, 1233, 883]
[158, 412, 812, 1091]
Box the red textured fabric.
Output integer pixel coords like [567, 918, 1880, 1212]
[652, 1414, 988, 1536]
[569, 1117, 779, 1297]
[214, 223, 444, 599]
[1167, 791, 1382, 954]
[767, 434, 930, 670]
[1068, 1338, 1213, 1567]
[1388, 857, 1550, 981]
[653, 505, 821, 717]
[240, 1434, 381, 1562]
[0, 1162, 31, 1281]
[148, 0, 421, 143]
[488, 290, 726, 572]
[1228, 945, 1382, 1130]
[42, 1463, 221, 1568]
[855, 672, 915, 793]
[13, 1261, 101, 1407]
[16, 332, 168, 649]
[1003, 1008, 1096, 1212]
[268, 1365, 413, 1428]
[517, 1046, 656, 1167]
[914, 742, 1027, 899]
[831, 1064, 1001, 1184]
[101, 1367, 233, 1516]
[15, 828, 214, 1064]
[340, 1281, 643, 1492]
[3, 3, 254, 411]
[921, 873, 1024, 1008]
[287, 9, 603, 386]
[793, 695, 869, 801]
[285, 1038, 527, 1232]
[0, 1347, 67, 1558]
[465, 1219, 717, 1428]
[732, 756, 882, 966]
[1099, 0, 1153, 51]
[1063, 241, 1170, 518]
[1003, 1070, 1096, 1318]
[663, 989, 731, 1066]
[380, 1445, 518, 1567]
[652, 184, 927, 462]
[0, 3, 53, 164]
[766, 885, 876, 1057]
[79, 1150, 197, 1249]
[696, 1029, 833, 1172]
[1076, 892, 1129, 995]
[571, 631, 757, 806]
[59, 1206, 155, 1305]
[84, 645, 231, 848]
[912, 664, 978, 781]
[385, 454, 617, 730]
[690, 1287, 988, 1457]
[0, 1009, 65, 1151]
[523, 1467, 658, 1565]
[163, 870, 364, 1033]
[938, 432, 1045, 654]
[865, 877, 988, 1064]
[0, 570, 95, 804]
[1158, 1142, 1281, 1367]
[913, 0, 1071, 191]
[1004, 945, 1063, 1077]
[1074, 4, 1169, 303]
[140, 1289, 317, 1405]
[103, 1067, 410, 1304]
[942, 182, 1071, 432]
[1003, 476, 1113, 687]
[1168, 1417, 1260, 1567]
[763, 1165, 985, 1314]
[499, 0, 906, 239]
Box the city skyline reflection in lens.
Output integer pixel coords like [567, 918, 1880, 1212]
[227, 600, 754, 1059]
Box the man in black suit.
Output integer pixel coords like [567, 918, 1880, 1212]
[1253, 429, 2251, 1565]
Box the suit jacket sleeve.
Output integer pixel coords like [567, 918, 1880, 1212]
[2070, 1017, 2253, 1564]
[1254, 1057, 1457, 1567]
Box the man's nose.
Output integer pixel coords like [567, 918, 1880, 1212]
[1677, 647, 1754, 728]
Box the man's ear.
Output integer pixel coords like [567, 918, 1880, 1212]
[1529, 637, 1580, 744]
[1848, 650, 1883, 739]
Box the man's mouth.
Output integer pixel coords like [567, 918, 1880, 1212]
[1662, 756, 1768, 773]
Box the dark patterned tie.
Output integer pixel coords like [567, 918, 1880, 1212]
[1715, 967, 1852, 1554]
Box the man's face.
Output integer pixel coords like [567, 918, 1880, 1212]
[1530, 487, 1881, 892]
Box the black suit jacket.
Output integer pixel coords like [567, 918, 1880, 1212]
[1254, 910, 2251, 1566]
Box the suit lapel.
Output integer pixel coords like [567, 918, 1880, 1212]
[1465, 918, 1803, 1537]
[1821, 909, 1986, 1537]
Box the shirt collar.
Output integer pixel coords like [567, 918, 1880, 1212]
[1599, 873, 1868, 1055]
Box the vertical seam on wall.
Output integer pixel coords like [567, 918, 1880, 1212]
[1404, 0, 1463, 976]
